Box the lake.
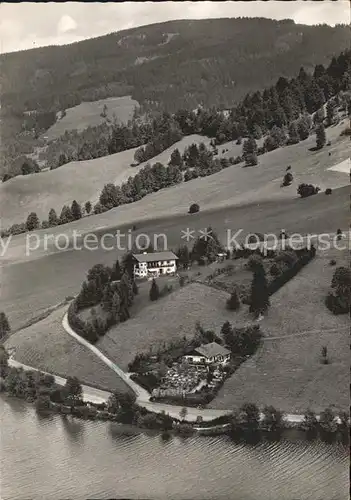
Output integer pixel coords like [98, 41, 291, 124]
[1, 396, 349, 500]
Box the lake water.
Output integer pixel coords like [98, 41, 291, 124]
[1, 396, 349, 500]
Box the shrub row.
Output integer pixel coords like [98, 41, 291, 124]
[267, 245, 316, 295]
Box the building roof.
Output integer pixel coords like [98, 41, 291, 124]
[132, 251, 178, 263]
[193, 342, 231, 358]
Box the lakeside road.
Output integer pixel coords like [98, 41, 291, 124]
[8, 358, 111, 405]
[61, 313, 327, 425]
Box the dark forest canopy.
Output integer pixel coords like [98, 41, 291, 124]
[0, 18, 350, 176]
[1, 18, 350, 113]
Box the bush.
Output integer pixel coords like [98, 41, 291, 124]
[188, 203, 200, 214]
[130, 373, 160, 393]
[269, 263, 281, 277]
[325, 266, 351, 314]
[329, 259, 336, 266]
[246, 254, 263, 271]
[282, 171, 293, 187]
[325, 188, 332, 195]
[226, 290, 241, 311]
[297, 183, 320, 198]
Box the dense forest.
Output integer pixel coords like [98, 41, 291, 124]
[0, 17, 350, 175]
[2, 49, 350, 238]
[18, 48, 351, 171]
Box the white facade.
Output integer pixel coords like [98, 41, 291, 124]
[183, 353, 230, 366]
[182, 342, 231, 366]
[133, 252, 178, 279]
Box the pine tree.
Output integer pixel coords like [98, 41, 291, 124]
[168, 148, 183, 168]
[111, 259, 122, 281]
[0, 312, 10, 339]
[242, 137, 258, 166]
[26, 212, 40, 231]
[71, 200, 82, 220]
[316, 123, 326, 149]
[326, 100, 336, 127]
[48, 208, 59, 226]
[149, 279, 160, 301]
[249, 263, 270, 317]
[111, 291, 121, 322]
[59, 205, 74, 224]
[120, 271, 134, 306]
[288, 121, 300, 145]
[101, 283, 114, 312]
[220, 320, 233, 344]
[297, 116, 311, 140]
[84, 201, 92, 214]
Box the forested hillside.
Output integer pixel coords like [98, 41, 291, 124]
[0, 17, 350, 174]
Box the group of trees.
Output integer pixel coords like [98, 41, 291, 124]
[3, 50, 351, 235]
[325, 266, 351, 315]
[0, 349, 86, 414]
[190, 226, 225, 264]
[2, 27, 350, 179]
[69, 259, 138, 342]
[1, 199, 90, 238]
[221, 322, 262, 356]
[0, 312, 10, 340]
[229, 403, 349, 443]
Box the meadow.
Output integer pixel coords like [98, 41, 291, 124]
[210, 246, 350, 413]
[42, 96, 138, 141]
[4, 305, 131, 394]
[0, 134, 211, 229]
[97, 283, 235, 370]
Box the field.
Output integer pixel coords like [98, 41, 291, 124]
[42, 96, 138, 141]
[4, 305, 131, 394]
[327, 157, 350, 173]
[209, 247, 350, 413]
[97, 283, 238, 370]
[0, 134, 211, 229]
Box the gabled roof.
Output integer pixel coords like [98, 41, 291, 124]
[132, 251, 178, 263]
[193, 342, 231, 358]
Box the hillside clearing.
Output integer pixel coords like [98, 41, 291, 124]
[97, 283, 237, 370]
[209, 247, 350, 413]
[4, 119, 349, 237]
[0, 134, 210, 229]
[42, 96, 138, 141]
[4, 305, 131, 394]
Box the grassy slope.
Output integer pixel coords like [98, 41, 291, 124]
[3, 119, 349, 243]
[98, 283, 234, 370]
[209, 247, 350, 413]
[4, 305, 131, 394]
[43, 96, 138, 141]
[0, 134, 210, 229]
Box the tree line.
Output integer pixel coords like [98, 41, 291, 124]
[2, 51, 350, 237]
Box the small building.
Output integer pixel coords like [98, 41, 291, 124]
[183, 342, 231, 366]
[132, 251, 178, 279]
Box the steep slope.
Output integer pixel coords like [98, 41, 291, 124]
[2, 18, 349, 112]
[0, 134, 210, 228]
[1, 18, 349, 174]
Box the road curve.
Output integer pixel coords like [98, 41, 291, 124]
[61, 313, 324, 424]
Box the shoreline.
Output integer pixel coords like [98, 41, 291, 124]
[6, 311, 344, 426]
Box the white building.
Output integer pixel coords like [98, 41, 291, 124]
[183, 342, 231, 366]
[132, 251, 178, 279]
